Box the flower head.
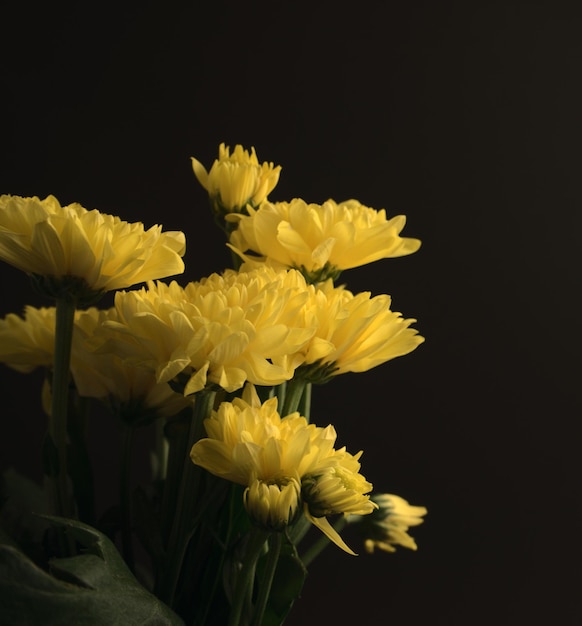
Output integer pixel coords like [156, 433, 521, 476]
[0, 194, 186, 302]
[190, 384, 375, 553]
[302, 452, 375, 518]
[348, 493, 427, 553]
[229, 198, 421, 282]
[0, 306, 58, 373]
[0, 305, 189, 424]
[282, 280, 424, 383]
[72, 307, 190, 424]
[191, 143, 281, 219]
[98, 266, 315, 395]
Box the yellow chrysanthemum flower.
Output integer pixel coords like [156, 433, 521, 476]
[229, 197, 421, 282]
[277, 280, 424, 383]
[98, 266, 315, 395]
[190, 384, 375, 553]
[348, 493, 427, 553]
[0, 194, 186, 301]
[0, 305, 189, 423]
[72, 307, 190, 423]
[191, 143, 281, 218]
[301, 452, 375, 518]
[0, 306, 57, 373]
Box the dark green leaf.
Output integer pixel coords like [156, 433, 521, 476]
[0, 515, 184, 626]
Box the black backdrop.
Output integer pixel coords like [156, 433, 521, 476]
[1, 2, 581, 624]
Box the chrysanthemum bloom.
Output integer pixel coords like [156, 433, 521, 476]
[0, 305, 189, 423]
[301, 452, 375, 518]
[191, 143, 281, 219]
[0, 306, 58, 373]
[229, 197, 421, 283]
[190, 384, 376, 553]
[278, 280, 424, 384]
[98, 266, 315, 395]
[0, 194, 186, 302]
[348, 493, 427, 553]
[71, 307, 191, 424]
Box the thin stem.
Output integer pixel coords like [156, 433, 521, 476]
[159, 410, 191, 547]
[50, 296, 77, 521]
[120, 423, 135, 571]
[252, 532, 282, 626]
[298, 382, 312, 422]
[281, 377, 307, 416]
[198, 482, 240, 626]
[154, 417, 168, 482]
[228, 527, 269, 626]
[288, 513, 312, 546]
[67, 393, 95, 525]
[225, 220, 243, 270]
[229, 246, 243, 271]
[157, 388, 216, 607]
[275, 382, 287, 412]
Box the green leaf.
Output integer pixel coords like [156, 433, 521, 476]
[0, 468, 51, 564]
[0, 515, 184, 625]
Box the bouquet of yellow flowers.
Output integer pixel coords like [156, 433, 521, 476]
[0, 144, 427, 625]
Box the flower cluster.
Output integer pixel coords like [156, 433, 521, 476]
[79, 262, 423, 397]
[0, 143, 428, 626]
[191, 384, 375, 553]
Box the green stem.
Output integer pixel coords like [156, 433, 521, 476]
[225, 220, 243, 270]
[50, 296, 77, 520]
[159, 410, 191, 546]
[158, 388, 216, 607]
[288, 513, 312, 546]
[229, 246, 243, 271]
[198, 482, 240, 626]
[298, 382, 312, 422]
[281, 377, 307, 416]
[301, 516, 347, 567]
[275, 382, 287, 412]
[120, 423, 135, 571]
[252, 532, 282, 626]
[67, 393, 95, 525]
[154, 417, 168, 482]
[228, 527, 269, 626]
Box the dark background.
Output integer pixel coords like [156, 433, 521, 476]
[1, 2, 581, 624]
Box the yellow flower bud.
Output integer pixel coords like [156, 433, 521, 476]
[302, 458, 376, 518]
[191, 143, 281, 219]
[348, 493, 428, 553]
[244, 478, 301, 531]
